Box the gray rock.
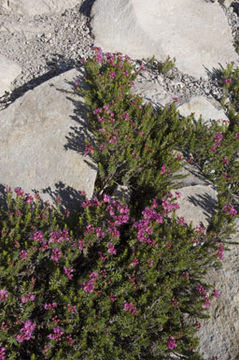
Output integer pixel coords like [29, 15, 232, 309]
[0, 19, 53, 41]
[197, 224, 239, 360]
[0, 0, 81, 16]
[178, 96, 229, 125]
[133, 75, 175, 107]
[91, 0, 238, 78]
[172, 185, 217, 227]
[0, 55, 21, 96]
[0, 69, 97, 207]
[220, 0, 233, 7]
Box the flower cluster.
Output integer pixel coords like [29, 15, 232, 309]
[0, 289, 8, 302]
[0, 347, 6, 360]
[21, 292, 35, 304]
[123, 302, 138, 315]
[223, 204, 237, 216]
[166, 336, 177, 349]
[16, 320, 36, 343]
[48, 327, 64, 342]
[82, 272, 98, 293]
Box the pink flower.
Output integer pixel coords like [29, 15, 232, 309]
[31, 231, 43, 243]
[66, 334, 75, 346]
[204, 296, 211, 307]
[109, 71, 116, 79]
[21, 293, 35, 304]
[67, 304, 77, 313]
[84, 144, 94, 155]
[19, 250, 28, 260]
[223, 204, 237, 216]
[90, 272, 98, 280]
[109, 136, 117, 144]
[123, 302, 138, 315]
[1, 322, 8, 332]
[214, 289, 220, 299]
[197, 285, 207, 295]
[0, 289, 8, 302]
[160, 164, 166, 174]
[166, 336, 177, 349]
[195, 225, 205, 234]
[44, 302, 58, 312]
[16, 320, 35, 343]
[82, 272, 98, 293]
[50, 248, 62, 263]
[64, 266, 74, 280]
[175, 191, 181, 199]
[83, 280, 95, 293]
[25, 194, 34, 203]
[222, 157, 229, 165]
[224, 78, 231, 85]
[147, 258, 153, 267]
[175, 153, 182, 161]
[215, 132, 223, 144]
[99, 251, 107, 262]
[0, 347, 6, 360]
[110, 293, 117, 302]
[14, 187, 24, 197]
[103, 194, 111, 203]
[131, 257, 139, 268]
[99, 144, 107, 151]
[195, 321, 201, 331]
[107, 242, 117, 255]
[217, 243, 224, 260]
[171, 297, 179, 306]
[177, 217, 185, 226]
[48, 327, 64, 342]
[123, 112, 130, 121]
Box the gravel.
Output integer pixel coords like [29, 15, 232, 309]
[0, 0, 238, 108]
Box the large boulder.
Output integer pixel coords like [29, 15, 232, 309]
[178, 96, 229, 125]
[0, 0, 80, 16]
[197, 222, 239, 360]
[91, 0, 238, 78]
[0, 69, 97, 207]
[172, 184, 217, 228]
[0, 55, 21, 96]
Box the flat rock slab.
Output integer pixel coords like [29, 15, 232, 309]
[0, 69, 97, 207]
[197, 223, 239, 360]
[0, 19, 53, 41]
[133, 75, 174, 107]
[173, 185, 217, 227]
[1, 0, 80, 16]
[178, 96, 229, 125]
[91, 0, 238, 78]
[0, 55, 21, 96]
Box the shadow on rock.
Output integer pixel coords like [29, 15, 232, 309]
[42, 181, 86, 212]
[188, 192, 217, 223]
[80, 0, 96, 17]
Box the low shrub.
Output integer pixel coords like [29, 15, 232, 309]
[0, 48, 238, 359]
[146, 55, 176, 75]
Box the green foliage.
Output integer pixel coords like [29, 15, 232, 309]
[146, 55, 176, 75]
[0, 49, 238, 360]
[82, 50, 190, 209]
